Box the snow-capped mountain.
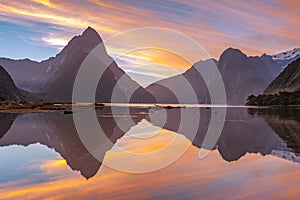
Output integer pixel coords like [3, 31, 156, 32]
[272, 48, 300, 61]
[271, 48, 300, 68]
[265, 58, 300, 94]
[271, 149, 300, 163]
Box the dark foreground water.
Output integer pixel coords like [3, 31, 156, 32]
[0, 106, 300, 199]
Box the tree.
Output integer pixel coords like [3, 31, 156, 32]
[245, 90, 300, 106]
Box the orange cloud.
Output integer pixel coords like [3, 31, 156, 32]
[32, 0, 57, 8]
[1, 0, 299, 57]
[40, 159, 68, 174]
[0, 0, 300, 83]
[118, 48, 192, 70]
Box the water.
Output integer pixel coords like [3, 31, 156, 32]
[0, 106, 300, 199]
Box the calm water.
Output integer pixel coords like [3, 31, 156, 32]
[0, 106, 300, 199]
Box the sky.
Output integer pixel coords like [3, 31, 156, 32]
[0, 0, 300, 85]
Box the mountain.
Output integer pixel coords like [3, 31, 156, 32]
[0, 65, 24, 101]
[39, 27, 152, 102]
[2, 27, 298, 104]
[254, 48, 300, 80]
[1, 27, 155, 103]
[217, 48, 272, 104]
[146, 59, 217, 104]
[259, 54, 282, 79]
[271, 48, 300, 67]
[146, 48, 273, 105]
[0, 57, 61, 93]
[265, 58, 300, 94]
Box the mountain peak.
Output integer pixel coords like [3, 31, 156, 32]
[192, 58, 218, 70]
[82, 26, 97, 35]
[223, 47, 244, 55]
[54, 26, 103, 59]
[80, 26, 102, 42]
[219, 47, 246, 61]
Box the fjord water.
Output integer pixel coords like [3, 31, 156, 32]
[0, 106, 300, 199]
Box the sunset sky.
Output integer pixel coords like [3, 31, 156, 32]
[0, 0, 300, 84]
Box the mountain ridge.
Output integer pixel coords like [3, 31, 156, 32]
[265, 58, 300, 94]
[1, 27, 156, 103]
[1, 26, 299, 104]
[38, 27, 156, 103]
[146, 47, 276, 104]
[0, 65, 24, 102]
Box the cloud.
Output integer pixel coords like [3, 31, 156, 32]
[1, 0, 299, 55]
[41, 34, 69, 49]
[0, 0, 299, 84]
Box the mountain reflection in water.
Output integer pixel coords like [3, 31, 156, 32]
[0, 106, 300, 199]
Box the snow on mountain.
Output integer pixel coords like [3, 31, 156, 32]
[271, 149, 300, 163]
[272, 48, 300, 63]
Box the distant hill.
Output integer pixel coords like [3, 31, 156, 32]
[0, 56, 60, 93]
[146, 59, 217, 104]
[0, 65, 24, 102]
[265, 58, 300, 94]
[146, 48, 275, 105]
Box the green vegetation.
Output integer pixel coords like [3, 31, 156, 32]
[246, 90, 300, 106]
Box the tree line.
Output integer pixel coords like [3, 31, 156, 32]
[246, 90, 300, 106]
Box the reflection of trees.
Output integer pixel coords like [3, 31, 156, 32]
[249, 107, 300, 153]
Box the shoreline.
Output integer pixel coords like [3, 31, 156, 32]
[0, 102, 105, 114]
[1, 102, 300, 114]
